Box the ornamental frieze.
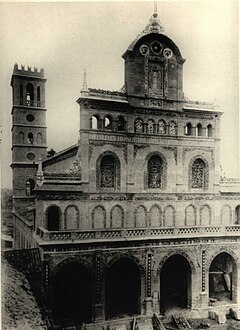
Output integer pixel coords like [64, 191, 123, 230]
[89, 141, 127, 162]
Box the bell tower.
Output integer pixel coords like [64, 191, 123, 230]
[11, 64, 47, 208]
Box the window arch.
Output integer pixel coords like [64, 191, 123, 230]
[147, 119, 155, 134]
[64, 205, 80, 230]
[26, 179, 35, 196]
[91, 115, 99, 129]
[221, 205, 232, 225]
[26, 83, 34, 106]
[116, 116, 125, 131]
[158, 120, 166, 134]
[110, 205, 124, 228]
[27, 132, 34, 144]
[200, 204, 211, 226]
[104, 115, 112, 130]
[207, 124, 213, 137]
[134, 205, 147, 227]
[97, 152, 121, 190]
[185, 205, 197, 226]
[185, 123, 192, 135]
[149, 205, 163, 227]
[147, 155, 164, 189]
[164, 205, 175, 227]
[134, 118, 144, 133]
[46, 205, 61, 231]
[190, 158, 207, 189]
[18, 132, 24, 144]
[92, 205, 106, 229]
[169, 121, 177, 135]
[196, 123, 203, 136]
[37, 132, 42, 144]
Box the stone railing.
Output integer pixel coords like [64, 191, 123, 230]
[35, 225, 240, 243]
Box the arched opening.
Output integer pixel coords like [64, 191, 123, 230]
[209, 252, 237, 304]
[158, 120, 166, 134]
[100, 155, 116, 188]
[37, 86, 41, 106]
[207, 124, 213, 137]
[64, 205, 79, 230]
[185, 123, 192, 136]
[191, 158, 207, 189]
[116, 115, 125, 131]
[20, 85, 23, 104]
[26, 179, 35, 196]
[147, 119, 155, 134]
[106, 258, 141, 319]
[37, 132, 42, 144]
[52, 262, 92, 326]
[26, 83, 34, 106]
[169, 121, 177, 135]
[135, 118, 144, 133]
[196, 123, 203, 136]
[27, 132, 34, 144]
[47, 206, 61, 231]
[235, 205, 240, 224]
[148, 155, 163, 188]
[104, 115, 112, 130]
[91, 115, 98, 129]
[18, 132, 24, 144]
[160, 255, 191, 314]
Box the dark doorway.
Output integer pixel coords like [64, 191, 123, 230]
[209, 252, 236, 303]
[106, 257, 141, 319]
[52, 262, 92, 326]
[160, 255, 191, 313]
[47, 206, 60, 231]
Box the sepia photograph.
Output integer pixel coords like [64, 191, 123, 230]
[1, 1, 240, 329]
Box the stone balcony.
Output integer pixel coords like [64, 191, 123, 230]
[35, 225, 240, 245]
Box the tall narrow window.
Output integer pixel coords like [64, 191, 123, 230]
[27, 132, 34, 144]
[185, 123, 192, 135]
[104, 116, 112, 130]
[18, 132, 24, 144]
[116, 116, 125, 131]
[148, 155, 163, 188]
[147, 119, 155, 134]
[100, 155, 116, 188]
[26, 83, 34, 106]
[196, 123, 203, 136]
[207, 124, 213, 137]
[20, 85, 23, 105]
[191, 158, 206, 189]
[37, 86, 41, 106]
[37, 132, 42, 144]
[169, 121, 177, 135]
[26, 179, 35, 196]
[91, 115, 98, 129]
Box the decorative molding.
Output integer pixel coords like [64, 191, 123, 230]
[134, 144, 149, 158]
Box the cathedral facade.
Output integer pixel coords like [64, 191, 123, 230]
[11, 11, 240, 328]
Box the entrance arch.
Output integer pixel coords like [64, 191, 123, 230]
[209, 252, 237, 304]
[106, 257, 141, 319]
[52, 262, 92, 325]
[160, 254, 191, 313]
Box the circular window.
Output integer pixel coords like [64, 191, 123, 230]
[150, 41, 162, 54]
[27, 152, 35, 160]
[139, 44, 149, 56]
[26, 114, 34, 122]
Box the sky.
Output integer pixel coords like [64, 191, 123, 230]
[0, 1, 239, 189]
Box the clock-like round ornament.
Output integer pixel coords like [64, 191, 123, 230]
[163, 48, 173, 59]
[139, 44, 149, 56]
[150, 41, 162, 54]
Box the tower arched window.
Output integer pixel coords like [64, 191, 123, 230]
[148, 155, 163, 188]
[26, 179, 35, 196]
[91, 115, 98, 129]
[191, 158, 206, 189]
[185, 123, 192, 135]
[100, 155, 116, 188]
[196, 123, 203, 136]
[26, 83, 34, 106]
[18, 132, 24, 144]
[207, 124, 213, 137]
[37, 132, 42, 144]
[20, 85, 23, 105]
[104, 116, 112, 130]
[135, 118, 144, 133]
[116, 116, 125, 131]
[27, 132, 34, 144]
[37, 86, 41, 106]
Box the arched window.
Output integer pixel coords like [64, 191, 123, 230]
[100, 155, 116, 188]
[147, 119, 155, 134]
[26, 179, 35, 196]
[200, 205, 211, 226]
[191, 158, 206, 189]
[135, 118, 144, 133]
[104, 116, 112, 130]
[158, 120, 166, 134]
[64, 205, 79, 230]
[47, 205, 61, 231]
[26, 83, 34, 106]
[110, 205, 124, 228]
[135, 205, 147, 227]
[185, 123, 192, 135]
[27, 132, 34, 144]
[20, 85, 23, 105]
[148, 155, 163, 188]
[235, 205, 240, 224]
[92, 205, 106, 229]
[116, 116, 125, 131]
[91, 115, 98, 129]
[207, 124, 213, 137]
[221, 205, 232, 225]
[18, 132, 24, 144]
[164, 205, 175, 227]
[169, 121, 177, 135]
[37, 86, 40, 106]
[185, 205, 196, 226]
[37, 132, 42, 144]
[196, 123, 203, 136]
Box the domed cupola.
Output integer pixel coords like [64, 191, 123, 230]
[122, 11, 185, 106]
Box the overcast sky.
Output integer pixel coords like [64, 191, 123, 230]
[1, 1, 239, 189]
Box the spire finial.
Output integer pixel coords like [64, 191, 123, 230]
[81, 69, 88, 92]
[154, 2, 157, 16]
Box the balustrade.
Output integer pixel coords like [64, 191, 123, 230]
[35, 225, 240, 243]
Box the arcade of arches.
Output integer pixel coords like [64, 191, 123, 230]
[49, 252, 239, 325]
